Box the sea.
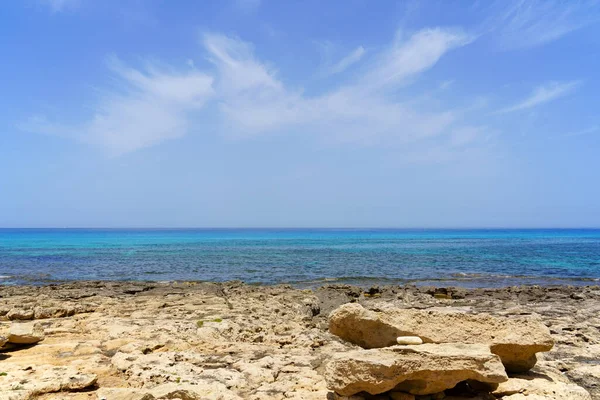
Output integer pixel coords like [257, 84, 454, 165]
[0, 228, 599, 288]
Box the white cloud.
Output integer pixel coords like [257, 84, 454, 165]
[563, 125, 599, 137]
[492, 0, 600, 49]
[494, 81, 581, 114]
[359, 28, 472, 91]
[40, 0, 79, 13]
[23, 28, 487, 157]
[327, 46, 365, 75]
[202, 29, 476, 147]
[21, 58, 213, 155]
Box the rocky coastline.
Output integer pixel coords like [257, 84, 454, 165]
[0, 281, 599, 399]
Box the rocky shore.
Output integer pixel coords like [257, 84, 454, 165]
[0, 281, 599, 399]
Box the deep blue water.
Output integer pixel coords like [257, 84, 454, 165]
[0, 229, 599, 287]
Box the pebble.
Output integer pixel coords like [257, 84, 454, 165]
[396, 336, 423, 345]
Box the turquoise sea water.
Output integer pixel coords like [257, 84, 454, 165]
[0, 229, 599, 287]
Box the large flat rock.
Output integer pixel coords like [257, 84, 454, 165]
[324, 343, 508, 396]
[329, 303, 554, 372]
[0, 365, 96, 399]
[7, 322, 45, 344]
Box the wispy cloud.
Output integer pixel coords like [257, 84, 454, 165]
[563, 125, 599, 137]
[492, 0, 600, 49]
[233, 0, 261, 12]
[23, 28, 487, 157]
[40, 0, 80, 13]
[206, 29, 474, 145]
[494, 81, 581, 114]
[20, 57, 213, 155]
[327, 46, 365, 75]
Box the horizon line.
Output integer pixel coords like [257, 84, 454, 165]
[2, 226, 600, 230]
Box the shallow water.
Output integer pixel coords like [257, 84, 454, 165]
[0, 229, 599, 287]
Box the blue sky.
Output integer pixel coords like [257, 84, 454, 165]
[1, 0, 600, 228]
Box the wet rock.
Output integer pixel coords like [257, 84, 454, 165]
[324, 343, 508, 396]
[571, 292, 586, 300]
[8, 322, 45, 344]
[329, 303, 553, 372]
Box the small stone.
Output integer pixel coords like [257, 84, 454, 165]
[397, 336, 423, 345]
[8, 322, 45, 344]
[0, 335, 7, 347]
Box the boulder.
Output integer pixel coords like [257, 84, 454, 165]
[6, 309, 34, 321]
[8, 322, 45, 344]
[324, 343, 508, 396]
[329, 303, 553, 372]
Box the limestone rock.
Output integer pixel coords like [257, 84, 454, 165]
[6, 309, 34, 320]
[396, 336, 423, 345]
[324, 343, 508, 396]
[329, 303, 553, 372]
[493, 367, 592, 400]
[96, 388, 154, 400]
[151, 383, 242, 399]
[0, 335, 7, 347]
[97, 383, 243, 400]
[0, 365, 96, 398]
[8, 322, 45, 344]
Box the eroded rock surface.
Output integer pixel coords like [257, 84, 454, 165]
[8, 322, 45, 344]
[325, 343, 508, 396]
[0, 281, 597, 400]
[329, 302, 553, 372]
[0, 365, 96, 399]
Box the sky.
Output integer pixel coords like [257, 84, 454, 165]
[1, 0, 600, 228]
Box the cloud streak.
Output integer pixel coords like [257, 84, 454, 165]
[22, 28, 489, 158]
[327, 46, 365, 75]
[494, 81, 581, 114]
[21, 58, 213, 155]
[491, 0, 600, 49]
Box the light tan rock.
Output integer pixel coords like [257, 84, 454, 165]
[0, 335, 7, 347]
[96, 388, 154, 400]
[6, 309, 34, 321]
[150, 382, 243, 399]
[493, 373, 591, 400]
[8, 321, 45, 344]
[329, 303, 553, 372]
[396, 336, 423, 345]
[0, 365, 96, 399]
[324, 343, 508, 396]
